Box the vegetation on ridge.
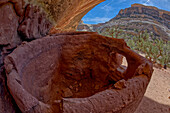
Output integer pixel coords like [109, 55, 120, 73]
[99, 27, 170, 68]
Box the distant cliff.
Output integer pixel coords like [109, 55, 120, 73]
[78, 4, 170, 41]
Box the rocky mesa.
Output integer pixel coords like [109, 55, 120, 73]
[78, 3, 170, 41]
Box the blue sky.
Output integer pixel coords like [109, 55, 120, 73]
[82, 0, 170, 24]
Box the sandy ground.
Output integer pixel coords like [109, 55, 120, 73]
[122, 57, 170, 113]
[134, 67, 170, 113]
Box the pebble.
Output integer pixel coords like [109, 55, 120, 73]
[79, 83, 82, 87]
[69, 85, 73, 89]
[95, 85, 100, 90]
[75, 88, 78, 92]
[63, 88, 73, 97]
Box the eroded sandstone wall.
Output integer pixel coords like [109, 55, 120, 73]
[4, 32, 153, 113]
[0, 0, 105, 112]
[0, 1, 153, 113]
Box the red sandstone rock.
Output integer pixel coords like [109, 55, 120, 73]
[0, 1, 106, 112]
[0, 0, 106, 45]
[4, 32, 153, 113]
[0, 0, 53, 44]
[0, 3, 21, 47]
[24, 0, 105, 33]
[18, 4, 52, 40]
[0, 67, 21, 113]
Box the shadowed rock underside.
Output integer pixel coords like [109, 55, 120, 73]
[4, 32, 153, 113]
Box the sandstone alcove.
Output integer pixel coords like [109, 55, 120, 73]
[0, 0, 154, 113]
[4, 32, 153, 113]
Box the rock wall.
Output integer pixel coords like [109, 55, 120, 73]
[47, 0, 105, 33]
[4, 32, 153, 113]
[24, 0, 105, 33]
[18, 4, 52, 40]
[0, 0, 105, 112]
[107, 4, 170, 41]
[0, 0, 52, 112]
[78, 4, 170, 41]
[115, 4, 170, 29]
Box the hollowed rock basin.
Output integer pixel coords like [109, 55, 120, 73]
[4, 32, 153, 113]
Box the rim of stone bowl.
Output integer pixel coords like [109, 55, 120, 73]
[4, 32, 153, 113]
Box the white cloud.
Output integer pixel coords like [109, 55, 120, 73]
[82, 17, 111, 24]
[146, 0, 150, 2]
[115, 0, 127, 3]
[141, 0, 153, 6]
[139, 0, 170, 11]
[101, 5, 113, 12]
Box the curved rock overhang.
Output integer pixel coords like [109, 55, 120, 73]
[25, 0, 105, 33]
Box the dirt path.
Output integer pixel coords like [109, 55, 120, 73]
[135, 68, 170, 113]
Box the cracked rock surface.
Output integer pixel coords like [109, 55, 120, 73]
[4, 32, 153, 113]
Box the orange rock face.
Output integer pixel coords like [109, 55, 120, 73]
[25, 0, 105, 33]
[5, 32, 153, 113]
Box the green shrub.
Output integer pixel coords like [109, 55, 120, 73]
[99, 28, 170, 68]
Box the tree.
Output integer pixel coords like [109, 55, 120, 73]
[99, 28, 170, 68]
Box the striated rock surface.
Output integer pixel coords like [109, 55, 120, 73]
[0, 67, 22, 113]
[78, 4, 170, 41]
[0, 3, 21, 47]
[0, 0, 106, 44]
[0, 0, 106, 42]
[4, 32, 153, 113]
[18, 4, 52, 40]
[0, 1, 24, 112]
[43, 0, 105, 33]
[0, 0, 53, 44]
[77, 20, 104, 32]
[115, 4, 170, 28]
